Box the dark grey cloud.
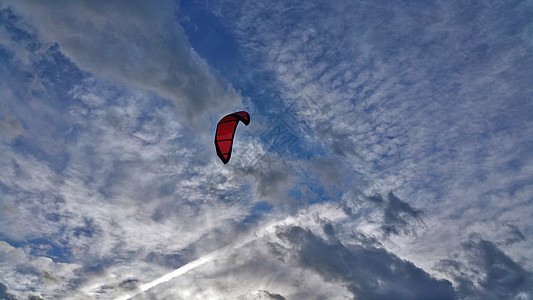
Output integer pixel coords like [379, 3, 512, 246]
[344, 191, 425, 237]
[0, 282, 17, 300]
[118, 278, 140, 291]
[256, 289, 286, 300]
[437, 236, 533, 299]
[232, 149, 297, 204]
[276, 226, 457, 300]
[252, 159, 292, 199]
[309, 157, 343, 187]
[500, 224, 526, 246]
[382, 192, 425, 237]
[352, 229, 383, 248]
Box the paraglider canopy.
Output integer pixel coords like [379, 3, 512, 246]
[214, 111, 250, 164]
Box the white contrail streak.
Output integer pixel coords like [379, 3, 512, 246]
[113, 218, 289, 300]
[113, 249, 222, 300]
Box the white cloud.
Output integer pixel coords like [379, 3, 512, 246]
[1, 0, 532, 298]
[7, 0, 242, 129]
[112, 205, 354, 300]
[0, 5, 254, 297]
[0, 241, 82, 298]
[213, 0, 533, 296]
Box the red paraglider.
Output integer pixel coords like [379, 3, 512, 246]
[214, 111, 250, 164]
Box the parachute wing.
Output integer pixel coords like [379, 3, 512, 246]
[214, 111, 250, 164]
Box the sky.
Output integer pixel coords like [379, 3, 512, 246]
[0, 0, 532, 299]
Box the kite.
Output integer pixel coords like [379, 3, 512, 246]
[214, 111, 250, 164]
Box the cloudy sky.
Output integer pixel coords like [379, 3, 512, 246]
[1, 0, 532, 299]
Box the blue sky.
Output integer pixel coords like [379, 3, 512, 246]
[0, 0, 532, 299]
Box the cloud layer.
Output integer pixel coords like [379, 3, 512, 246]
[8, 0, 240, 127]
[0, 0, 532, 299]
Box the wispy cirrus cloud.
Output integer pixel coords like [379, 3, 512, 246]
[436, 235, 533, 299]
[1, 0, 532, 299]
[7, 0, 241, 128]
[0, 2, 254, 298]
[208, 0, 533, 297]
[0, 282, 17, 300]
